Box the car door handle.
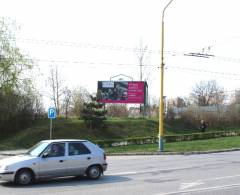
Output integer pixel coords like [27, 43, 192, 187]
[59, 160, 65, 163]
[87, 157, 91, 160]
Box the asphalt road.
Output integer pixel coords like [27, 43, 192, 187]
[1, 151, 240, 195]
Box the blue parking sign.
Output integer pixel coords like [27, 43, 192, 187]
[48, 107, 56, 119]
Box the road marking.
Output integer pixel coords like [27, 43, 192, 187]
[179, 181, 204, 190]
[202, 174, 240, 182]
[109, 171, 138, 176]
[156, 183, 240, 195]
[107, 165, 198, 176]
[179, 174, 240, 190]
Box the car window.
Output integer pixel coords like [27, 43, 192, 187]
[68, 142, 91, 156]
[27, 141, 50, 157]
[45, 143, 65, 157]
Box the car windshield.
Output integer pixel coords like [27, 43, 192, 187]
[27, 141, 50, 157]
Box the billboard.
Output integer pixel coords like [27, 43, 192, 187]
[97, 81, 146, 104]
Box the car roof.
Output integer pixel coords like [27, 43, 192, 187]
[41, 139, 88, 143]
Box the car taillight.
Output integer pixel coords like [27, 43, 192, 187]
[104, 153, 106, 161]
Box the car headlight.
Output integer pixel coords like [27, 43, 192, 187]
[3, 166, 9, 171]
[0, 165, 9, 171]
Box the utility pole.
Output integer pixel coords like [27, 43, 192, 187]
[159, 0, 175, 152]
[137, 44, 146, 117]
[140, 63, 143, 81]
[138, 46, 146, 82]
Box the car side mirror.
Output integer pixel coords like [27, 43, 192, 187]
[42, 152, 49, 158]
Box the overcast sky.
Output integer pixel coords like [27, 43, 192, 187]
[1, 0, 240, 107]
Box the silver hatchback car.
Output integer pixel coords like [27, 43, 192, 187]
[0, 139, 107, 185]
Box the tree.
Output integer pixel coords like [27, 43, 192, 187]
[0, 18, 32, 92]
[48, 65, 64, 116]
[106, 104, 128, 117]
[71, 86, 90, 118]
[166, 100, 175, 120]
[174, 97, 187, 108]
[230, 90, 240, 104]
[0, 18, 43, 138]
[32, 93, 44, 118]
[81, 96, 107, 129]
[191, 80, 225, 106]
[148, 97, 159, 117]
[62, 87, 72, 119]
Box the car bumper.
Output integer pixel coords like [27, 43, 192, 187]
[0, 172, 15, 182]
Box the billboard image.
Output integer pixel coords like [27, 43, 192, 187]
[97, 81, 146, 104]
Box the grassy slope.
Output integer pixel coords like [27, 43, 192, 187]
[1, 118, 160, 149]
[1, 117, 240, 150]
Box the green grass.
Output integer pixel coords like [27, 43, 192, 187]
[0, 117, 240, 151]
[104, 136, 240, 154]
[0, 118, 161, 149]
[0, 118, 160, 149]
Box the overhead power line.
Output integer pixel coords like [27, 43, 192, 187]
[27, 57, 240, 80]
[184, 52, 215, 58]
[165, 65, 240, 78]
[1, 54, 239, 79]
[16, 38, 160, 54]
[16, 37, 240, 64]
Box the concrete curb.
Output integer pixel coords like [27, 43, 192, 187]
[107, 148, 240, 156]
[1, 148, 240, 157]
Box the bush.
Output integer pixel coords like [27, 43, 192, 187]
[165, 131, 240, 143]
[95, 136, 157, 147]
[0, 91, 43, 138]
[94, 130, 240, 147]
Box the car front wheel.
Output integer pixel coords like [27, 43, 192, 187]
[87, 165, 101, 179]
[15, 169, 33, 185]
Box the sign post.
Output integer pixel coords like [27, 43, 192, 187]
[48, 107, 56, 140]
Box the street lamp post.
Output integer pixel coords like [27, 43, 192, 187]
[159, 0, 175, 152]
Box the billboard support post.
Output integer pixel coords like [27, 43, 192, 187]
[144, 82, 148, 116]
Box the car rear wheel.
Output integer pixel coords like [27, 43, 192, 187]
[87, 165, 101, 179]
[15, 169, 33, 186]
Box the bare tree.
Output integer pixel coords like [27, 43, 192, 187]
[71, 86, 90, 118]
[148, 96, 159, 117]
[173, 97, 187, 108]
[32, 93, 44, 117]
[62, 87, 72, 119]
[231, 90, 240, 104]
[191, 80, 225, 106]
[106, 104, 128, 117]
[48, 65, 64, 116]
